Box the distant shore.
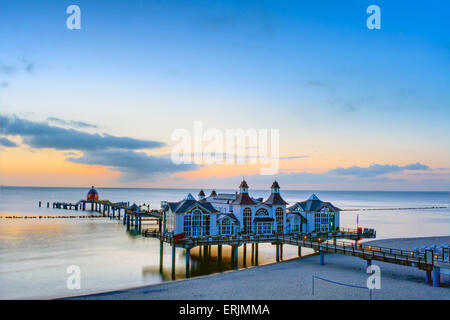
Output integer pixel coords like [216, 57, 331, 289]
[67, 236, 450, 300]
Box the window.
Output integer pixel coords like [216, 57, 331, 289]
[275, 207, 284, 233]
[222, 218, 232, 235]
[314, 207, 335, 232]
[255, 208, 269, 216]
[183, 209, 210, 237]
[243, 208, 252, 233]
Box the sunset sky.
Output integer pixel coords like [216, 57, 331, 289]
[0, 0, 449, 190]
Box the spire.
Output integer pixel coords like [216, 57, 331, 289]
[308, 194, 320, 201]
[239, 179, 249, 194]
[210, 189, 217, 197]
[185, 193, 195, 201]
[198, 189, 205, 200]
[271, 180, 280, 193]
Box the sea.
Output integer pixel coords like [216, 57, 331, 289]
[0, 186, 448, 299]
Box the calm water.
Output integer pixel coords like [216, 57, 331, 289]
[0, 187, 449, 299]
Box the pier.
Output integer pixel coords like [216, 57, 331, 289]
[48, 198, 450, 288]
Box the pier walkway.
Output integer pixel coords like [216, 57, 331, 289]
[49, 198, 449, 287]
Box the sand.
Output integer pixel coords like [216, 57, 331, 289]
[68, 236, 450, 300]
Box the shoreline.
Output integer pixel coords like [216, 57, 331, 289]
[66, 236, 450, 300]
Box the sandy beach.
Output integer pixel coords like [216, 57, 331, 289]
[68, 236, 450, 300]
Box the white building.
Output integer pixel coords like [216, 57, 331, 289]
[162, 180, 340, 237]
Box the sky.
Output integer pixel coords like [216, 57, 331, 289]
[0, 0, 449, 190]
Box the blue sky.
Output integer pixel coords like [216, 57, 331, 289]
[0, 0, 449, 190]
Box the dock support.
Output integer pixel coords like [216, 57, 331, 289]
[159, 240, 164, 273]
[426, 270, 432, 284]
[218, 245, 222, 265]
[233, 246, 238, 270]
[243, 244, 247, 267]
[123, 213, 127, 225]
[276, 244, 280, 262]
[251, 243, 254, 265]
[185, 248, 190, 278]
[203, 245, 208, 260]
[433, 267, 440, 287]
[171, 244, 176, 280]
[320, 251, 325, 265]
[298, 246, 302, 257]
[366, 259, 372, 268]
[280, 244, 283, 261]
[255, 243, 259, 266]
[39, 201, 41, 207]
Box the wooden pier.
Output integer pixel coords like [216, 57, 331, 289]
[48, 198, 449, 287]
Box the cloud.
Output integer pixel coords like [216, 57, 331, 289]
[0, 65, 16, 74]
[47, 117, 98, 129]
[0, 114, 164, 151]
[279, 155, 310, 160]
[0, 137, 17, 147]
[0, 82, 8, 87]
[0, 114, 198, 182]
[327, 163, 430, 178]
[67, 150, 198, 181]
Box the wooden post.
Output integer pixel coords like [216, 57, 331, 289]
[171, 244, 176, 280]
[320, 251, 325, 265]
[298, 246, 302, 257]
[185, 248, 191, 278]
[233, 246, 238, 270]
[203, 245, 208, 260]
[276, 244, 280, 262]
[123, 213, 127, 225]
[218, 245, 222, 265]
[243, 244, 247, 267]
[39, 201, 41, 207]
[426, 270, 432, 284]
[159, 240, 164, 273]
[47, 202, 49, 208]
[255, 243, 259, 266]
[251, 243, 255, 265]
[433, 267, 440, 287]
[280, 244, 283, 260]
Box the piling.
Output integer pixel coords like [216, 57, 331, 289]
[426, 270, 432, 284]
[320, 251, 325, 265]
[159, 240, 164, 273]
[280, 244, 284, 260]
[298, 246, 302, 257]
[171, 244, 176, 279]
[233, 246, 238, 270]
[433, 267, 440, 287]
[276, 244, 280, 262]
[218, 245, 222, 265]
[185, 248, 191, 278]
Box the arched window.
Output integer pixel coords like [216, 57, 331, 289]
[255, 208, 269, 216]
[275, 208, 284, 233]
[183, 208, 210, 237]
[243, 208, 252, 233]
